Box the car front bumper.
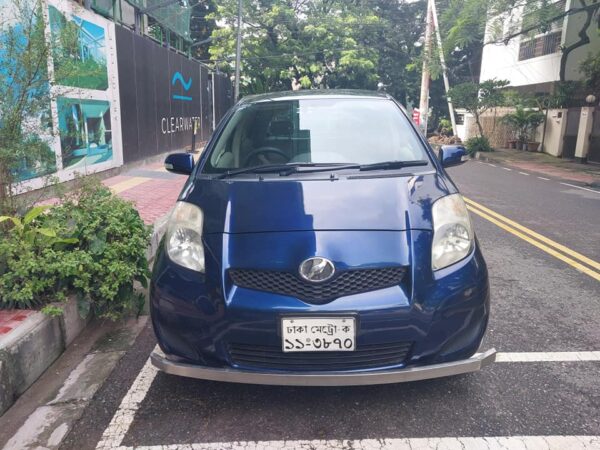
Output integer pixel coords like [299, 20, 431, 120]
[151, 347, 496, 386]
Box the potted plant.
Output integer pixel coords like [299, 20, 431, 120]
[501, 107, 544, 151]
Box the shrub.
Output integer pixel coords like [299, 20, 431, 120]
[465, 136, 493, 155]
[0, 180, 151, 319]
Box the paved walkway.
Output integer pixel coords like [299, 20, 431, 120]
[477, 148, 600, 186]
[103, 160, 188, 225]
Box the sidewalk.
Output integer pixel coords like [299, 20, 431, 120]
[0, 156, 187, 416]
[476, 148, 600, 187]
[102, 159, 188, 225]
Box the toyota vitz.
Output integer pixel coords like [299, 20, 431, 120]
[150, 90, 496, 386]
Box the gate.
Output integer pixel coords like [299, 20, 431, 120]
[588, 107, 600, 164]
[562, 107, 580, 159]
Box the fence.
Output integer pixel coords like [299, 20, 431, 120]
[115, 25, 233, 163]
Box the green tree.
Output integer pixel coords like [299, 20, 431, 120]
[207, 0, 384, 94]
[448, 78, 509, 137]
[190, 0, 217, 61]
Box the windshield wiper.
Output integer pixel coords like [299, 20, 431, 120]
[215, 163, 358, 179]
[358, 160, 429, 172]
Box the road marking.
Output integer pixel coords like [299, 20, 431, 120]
[464, 197, 600, 273]
[497, 352, 600, 362]
[538, 176, 550, 180]
[96, 355, 158, 449]
[518, 171, 530, 176]
[466, 204, 600, 282]
[109, 177, 151, 194]
[502, 167, 512, 171]
[560, 182, 600, 194]
[114, 436, 600, 449]
[486, 163, 497, 167]
[95, 348, 600, 449]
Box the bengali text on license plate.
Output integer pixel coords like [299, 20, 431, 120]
[281, 317, 356, 352]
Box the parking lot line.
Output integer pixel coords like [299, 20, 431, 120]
[96, 349, 600, 449]
[497, 351, 600, 362]
[463, 197, 600, 280]
[96, 355, 158, 450]
[113, 436, 600, 449]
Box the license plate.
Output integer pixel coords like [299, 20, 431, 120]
[281, 317, 356, 352]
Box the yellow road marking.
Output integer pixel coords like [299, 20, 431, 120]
[464, 197, 600, 272]
[466, 204, 600, 282]
[109, 177, 152, 194]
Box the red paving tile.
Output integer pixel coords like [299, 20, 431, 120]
[0, 310, 35, 335]
[117, 178, 186, 224]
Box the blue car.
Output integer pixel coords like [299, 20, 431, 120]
[151, 90, 495, 386]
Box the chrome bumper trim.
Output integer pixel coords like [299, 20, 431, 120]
[151, 348, 497, 386]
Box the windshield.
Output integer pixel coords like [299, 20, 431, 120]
[203, 98, 428, 173]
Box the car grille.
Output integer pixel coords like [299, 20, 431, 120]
[228, 342, 413, 371]
[229, 267, 406, 303]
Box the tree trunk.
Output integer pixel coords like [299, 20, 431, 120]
[475, 113, 485, 137]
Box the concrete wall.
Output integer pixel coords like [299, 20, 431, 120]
[539, 109, 568, 156]
[563, 0, 600, 82]
[480, 42, 562, 87]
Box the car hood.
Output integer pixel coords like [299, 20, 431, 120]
[182, 172, 452, 234]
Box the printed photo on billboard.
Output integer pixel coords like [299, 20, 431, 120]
[56, 97, 113, 169]
[0, 0, 57, 182]
[48, 5, 108, 90]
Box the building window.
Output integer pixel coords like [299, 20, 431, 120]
[518, 0, 564, 61]
[519, 30, 562, 60]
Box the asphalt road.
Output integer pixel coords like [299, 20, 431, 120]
[62, 160, 600, 450]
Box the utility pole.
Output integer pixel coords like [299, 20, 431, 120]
[418, 0, 433, 135]
[234, 0, 243, 101]
[431, 0, 457, 136]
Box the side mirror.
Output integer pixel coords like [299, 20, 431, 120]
[165, 153, 194, 175]
[438, 145, 468, 168]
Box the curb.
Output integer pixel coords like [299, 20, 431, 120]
[0, 211, 171, 417]
[0, 298, 91, 416]
[474, 152, 600, 187]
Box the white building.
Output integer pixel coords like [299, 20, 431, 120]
[477, 0, 600, 163]
[479, 0, 600, 92]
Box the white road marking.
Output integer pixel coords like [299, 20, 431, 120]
[496, 351, 600, 362]
[116, 436, 600, 449]
[96, 352, 158, 449]
[486, 163, 497, 167]
[560, 182, 600, 194]
[538, 176, 550, 181]
[502, 167, 512, 171]
[518, 171, 530, 176]
[96, 349, 600, 449]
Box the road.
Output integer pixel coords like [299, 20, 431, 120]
[61, 160, 600, 450]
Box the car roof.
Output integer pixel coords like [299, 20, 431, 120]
[238, 89, 391, 104]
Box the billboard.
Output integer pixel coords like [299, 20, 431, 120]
[1, 0, 230, 191]
[115, 25, 232, 163]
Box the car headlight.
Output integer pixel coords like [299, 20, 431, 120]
[431, 194, 474, 271]
[165, 201, 205, 272]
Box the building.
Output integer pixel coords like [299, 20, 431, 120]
[476, 0, 600, 163]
